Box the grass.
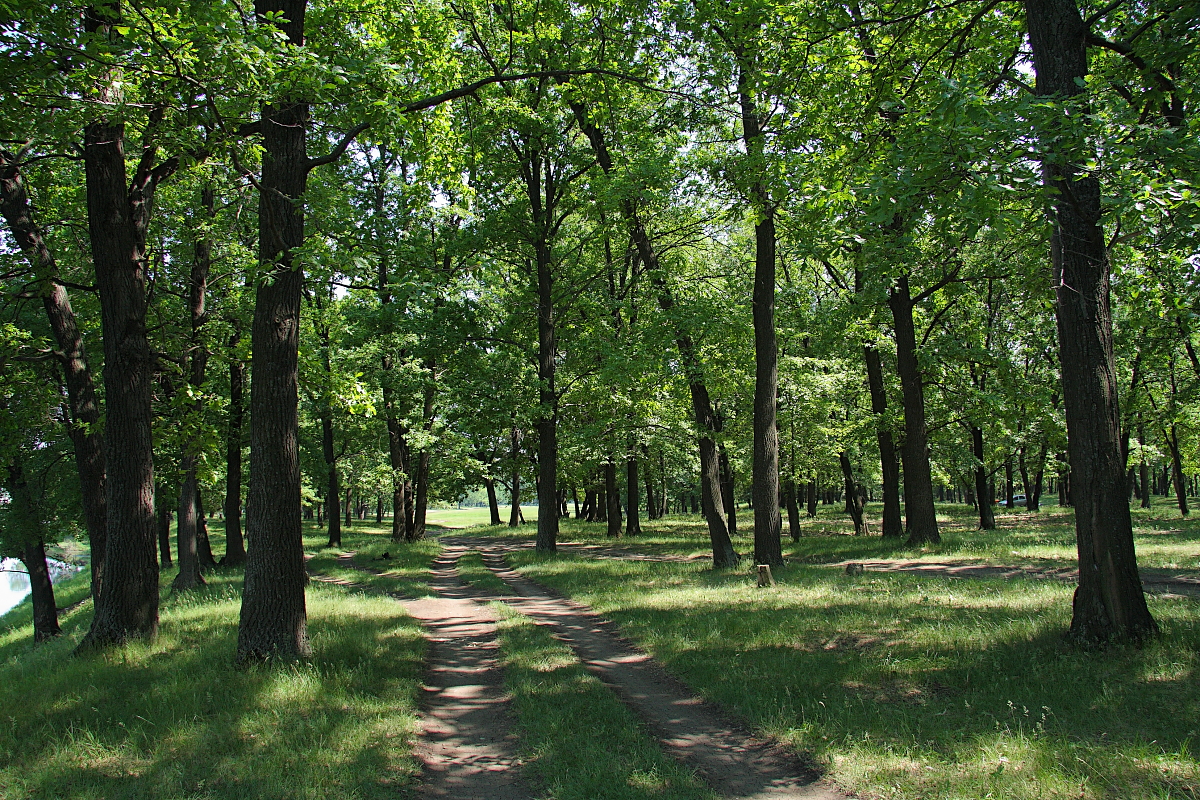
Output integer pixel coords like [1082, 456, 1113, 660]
[3, 502, 1195, 800]
[494, 604, 717, 799]
[494, 506, 1200, 800]
[0, 525, 429, 800]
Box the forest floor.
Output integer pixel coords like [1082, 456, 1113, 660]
[0, 498, 1196, 800]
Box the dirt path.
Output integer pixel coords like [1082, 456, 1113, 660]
[445, 535, 846, 800]
[311, 553, 532, 800]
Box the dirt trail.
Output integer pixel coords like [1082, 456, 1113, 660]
[312, 553, 532, 800]
[445, 535, 846, 800]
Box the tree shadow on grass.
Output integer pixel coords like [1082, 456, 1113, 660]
[516, 553, 1200, 799]
[0, 570, 425, 800]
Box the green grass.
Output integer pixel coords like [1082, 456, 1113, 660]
[455, 550, 514, 595]
[0, 536, 426, 800]
[503, 522, 1200, 800]
[495, 604, 717, 799]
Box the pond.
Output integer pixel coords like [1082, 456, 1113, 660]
[0, 557, 84, 617]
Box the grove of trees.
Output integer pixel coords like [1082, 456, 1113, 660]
[0, 0, 1197, 654]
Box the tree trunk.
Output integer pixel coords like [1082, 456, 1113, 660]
[23, 540, 61, 643]
[642, 446, 657, 521]
[1166, 426, 1190, 517]
[238, 0, 312, 663]
[534, 208, 558, 554]
[0, 152, 108, 597]
[864, 345, 903, 537]
[839, 453, 867, 536]
[175, 184, 215, 587]
[1025, 0, 1157, 644]
[485, 478, 502, 525]
[1138, 424, 1151, 509]
[78, 110, 160, 649]
[172, 466, 206, 593]
[887, 276, 940, 545]
[6, 459, 61, 641]
[1029, 439, 1048, 512]
[223, 333, 246, 565]
[509, 426, 522, 527]
[323, 413, 341, 548]
[719, 445, 737, 537]
[570, 99, 735, 566]
[157, 494, 173, 567]
[626, 444, 642, 536]
[411, 376, 436, 541]
[344, 486, 353, 528]
[605, 460, 622, 538]
[1004, 457, 1015, 509]
[806, 480, 818, 517]
[972, 426, 996, 529]
[784, 479, 801, 542]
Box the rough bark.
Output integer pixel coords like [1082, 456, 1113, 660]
[412, 377, 435, 541]
[1166, 426, 1189, 517]
[238, 0, 312, 662]
[887, 276, 940, 545]
[864, 345, 903, 537]
[0, 152, 108, 596]
[1025, 0, 1157, 644]
[172, 469, 205, 590]
[78, 105, 162, 649]
[528, 155, 559, 554]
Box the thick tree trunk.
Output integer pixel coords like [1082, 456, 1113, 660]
[222, 334, 246, 565]
[1025, 0, 1157, 644]
[0, 153, 108, 596]
[806, 480, 818, 517]
[605, 460, 622, 537]
[238, 0, 312, 663]
[972, 426, 996, 529]
[485, 478, 502, 525]
[887, 276, 940, 545]
[24, 540, 61, 642]
[196, 489, 216, 569]
[864, 345, 903, 537]
[626, 445, 642, 537]
[78, 115, 160, 649]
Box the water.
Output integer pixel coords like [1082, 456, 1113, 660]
[0, 557, 83, 617]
